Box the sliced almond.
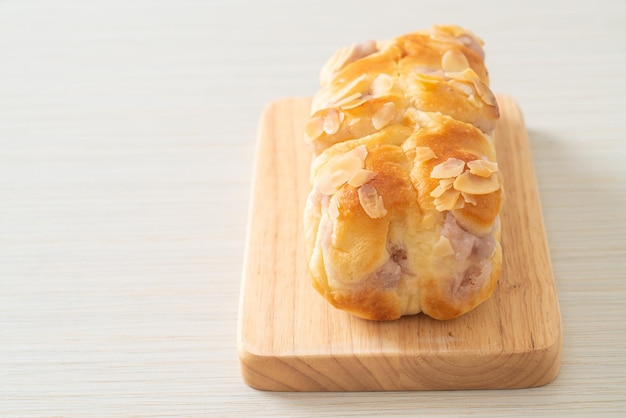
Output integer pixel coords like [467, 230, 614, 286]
[326, 73, 367, 107]
[319, 42, 377, 85]
[415, 146, 437, 162]
[439, 178, 455, 188]
[461, 192, 478, 206]
[441, 49, 469, 72]
[414, 66, 445, 76]
[358, 184, 387, 219]
[467, 93, 481, 108]
[371, 73, 394, 97]
[356, 39, 378, 56]
[415, 72, 443, 84]
[318, 174, 336, 195]
[457, 33, 485, 59]
[467, 159, 498, 177]
[448, 80, 474, 96]
[330, 169, 353, 190]
[338, 110, 345, 124]
[348, 169, 376, 187]
[305, 116, 325, 139]
[460, 67, 481, 82]
[453, 171, 500, 195]
[472, 78, 497, 106]
[337, 155, 364, 171]
[319, 46, 353, 85]
[372, 102, 396, 130]
[430, 158, 465, 179]
[334, 92, 363, 108]
[445, 67, 478, 83]
[323, 109, 341, 135]
[429, 26, 461, 44]
[340, 98, 367, 110]
[447, 68, 496, 107]
[329, 155, 363, 188]
[433, 235, 455, 257]
[434, 188, 461, 212]
[348, 117, 363, 129]
[430, 179, 453, 198]
[346, 144, 368, 161]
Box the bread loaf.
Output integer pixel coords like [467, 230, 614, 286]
[304, 25, 503, 320]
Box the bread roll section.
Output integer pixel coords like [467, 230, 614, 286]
[304, 25, 503, 321]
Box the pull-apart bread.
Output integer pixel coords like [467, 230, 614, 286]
[303, 25, 503, 321]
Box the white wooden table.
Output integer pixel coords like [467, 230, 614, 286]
[1, 0, 625, 415]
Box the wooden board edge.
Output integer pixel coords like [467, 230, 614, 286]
[237, 95, 563, 392]
[238, 330, 563, 391]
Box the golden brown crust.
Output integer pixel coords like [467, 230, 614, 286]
[304, 25, 503, 321]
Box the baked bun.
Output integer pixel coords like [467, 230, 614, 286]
[303, 25, 503, 320]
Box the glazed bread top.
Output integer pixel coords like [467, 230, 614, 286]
[307, 25, 498, 153]
[304, 25, 503, 320]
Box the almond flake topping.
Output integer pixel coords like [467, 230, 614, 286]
[433, 235, 455, 257]
[430, 158, 498, 210]
[429, 26, 461, 45]
[372, 102, 396, 130]
[453, 171, 500, 195]
[326, 73, 367, 107]
[334, 92, 363, 108]
[414, 66, 445, 77]
[340, 98, 367, 110]
[448, 80, 474, 96]
[328, 195, 340, 218]
[358, 184, 387, 219]
[441, 49, 469, 72]
[434, 188, 461, 212]
[453, 196, 466, 210]
[415, 72, 442, 84]
[467, 93, 481, 108]
[444, 68, 480, 86]
[430, 158, 465, 179]
[457, 33, 485, 59]
[348, 117, 363, 129]
[319, 41, 377, 86]
[472, 78, 497, 106]
[348, 169, 376, 187]
[457, 67, 480, 82]
[371, 73, 394, 97]
[317, 153, 365, 196]
[430, 178, 454, 198]
[439, 178, 455, 188]
[467, 159, 498, 177]
[318, 175, 336, 195]
[329, 155, 363, 188]
[461, 192, 478, 206]
[415, 146, 437, 162]
[446, 68, 496, 107]
[346, 144, 368, 161]
[323, 109, 341, 135]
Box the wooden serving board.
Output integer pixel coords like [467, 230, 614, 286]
[237, 95, 562, 391]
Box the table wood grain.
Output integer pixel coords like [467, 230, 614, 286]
[1, 0, 625, 415]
